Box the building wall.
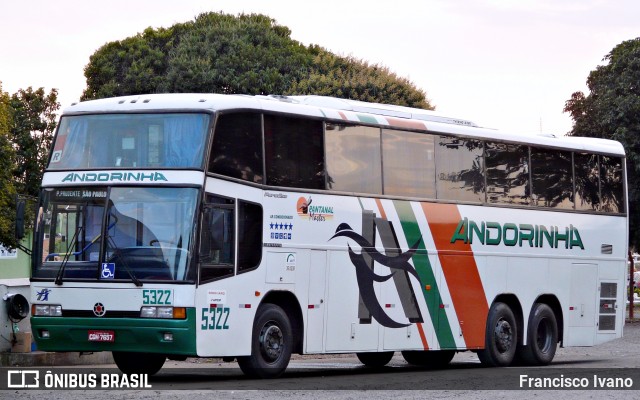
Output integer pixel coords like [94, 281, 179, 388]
[0, 234, 32, 279]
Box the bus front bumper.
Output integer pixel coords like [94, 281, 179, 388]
[30, 308, 197, 355]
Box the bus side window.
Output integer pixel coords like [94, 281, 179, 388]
[435, 137, 485, 203]
[600, 156, 625, 213]
[574, 153, 600, 211]
[209, 113, 263, 183]
[531, 148, 573, 209]
[237, 201, 262, 274]
[264, 114, 325, 189]
[325, 124, 382, 194]
[199, 196, 235, 283]
[486, 142, 530, 206]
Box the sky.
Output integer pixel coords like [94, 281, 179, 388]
[1, 0, 639, 136]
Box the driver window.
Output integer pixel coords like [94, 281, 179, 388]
[199, 195, 234, 282]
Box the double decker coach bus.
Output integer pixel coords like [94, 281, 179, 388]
[28, 94, 627, 378]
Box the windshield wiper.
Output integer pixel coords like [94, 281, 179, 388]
[54, 226, 83, 286]
[105, 234, 143, 287]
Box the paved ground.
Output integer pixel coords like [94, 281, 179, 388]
[4, 314, 640, 398]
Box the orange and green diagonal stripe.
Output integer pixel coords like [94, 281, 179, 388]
[420, 203, 489, 348]
[393, 200, 457, 349]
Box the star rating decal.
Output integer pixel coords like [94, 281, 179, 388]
[269, 220, 294, 240]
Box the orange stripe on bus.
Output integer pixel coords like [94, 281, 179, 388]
[420, 202, 488, 349]
[338, 111, 348, 120]
[375, 198, 387, 220]
[416, 323, 429, 350]
[385, 117, 426, 130]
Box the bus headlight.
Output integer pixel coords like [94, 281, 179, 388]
[140, 306, 186, 319]
[32, 304, 62, 317]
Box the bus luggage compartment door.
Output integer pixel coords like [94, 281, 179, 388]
[565, 263, 597, 346]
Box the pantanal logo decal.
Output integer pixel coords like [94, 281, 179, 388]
[297, 196, 333, 221]
[450, 218, 584, 250]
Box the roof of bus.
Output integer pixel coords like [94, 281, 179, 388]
[63, 93, 625, 156]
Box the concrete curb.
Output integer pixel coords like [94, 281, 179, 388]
[0, 351, 114, 367]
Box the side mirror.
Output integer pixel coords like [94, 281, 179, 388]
[15, 199, 25, 240]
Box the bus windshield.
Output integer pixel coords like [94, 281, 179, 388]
[48, 113, 210, 170]
[33, 187, 199, 282]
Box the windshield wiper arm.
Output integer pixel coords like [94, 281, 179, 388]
[54, 226, 83, 286]
[105, 235, 143, 287]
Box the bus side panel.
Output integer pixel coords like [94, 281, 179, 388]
[564, 263, 598, 346]
[324, 250, 379, 351]
[305, 250, 327, 353]
[195, 271, 261, 357]
[461, 205, 626, 348]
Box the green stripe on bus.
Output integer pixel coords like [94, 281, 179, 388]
[392, 200, 456, 349]
[356, 114, 378, 124]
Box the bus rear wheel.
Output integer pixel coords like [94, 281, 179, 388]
[112, 351, 166, 375]
[401, 350, 455, 367]
[478, 302, 517, 367]
[237, 303, 293, 378]
[356, 351, 394, 367]
[518, 303, 558, 365]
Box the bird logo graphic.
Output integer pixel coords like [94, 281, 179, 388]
[330, 223, 421, 328]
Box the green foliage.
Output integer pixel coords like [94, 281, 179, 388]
[564, 38, 640, 248]
[82, 12, 431, 109]
[83, 26, 180, 100]
[0, 82, 17, 248]
[0, 84, 59, 248]
[10, 87, 59, 197]
[289, 49, 432, 109]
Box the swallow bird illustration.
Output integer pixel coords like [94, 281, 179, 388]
[330, 223, 422, 328]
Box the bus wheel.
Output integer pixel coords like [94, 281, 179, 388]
[478, 302, 517, 367]
[519, 303, 558, 365]
[112, 351, 165, 375]
[237, 303, 292, 378]
[401, 350, 455, 367]
[356, 351, 394, 367]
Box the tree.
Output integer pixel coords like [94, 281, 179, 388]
[564, 37, 640, 248]
[10, 87, 60, 198]
[82, 12, 432, 109]
[289, 48, 432, 109]
[0, 82, 17, 248]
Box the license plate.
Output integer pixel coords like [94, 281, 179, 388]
[88, 330, 115, 342]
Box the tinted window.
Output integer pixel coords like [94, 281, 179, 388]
[574, 153, 600, 211]
[49, 114, 210, 169]
[382, 129, 435, 198]
[264, 115, 324, 189]
[531, 149, 573, 209]
[238, 201, 262, 274]
[436, 137, 484, 202]
[325, 124, 382, 194]
[199, 196, 234, 283]
[209, 113, 263, 183]
[600, 156, 624, 213]
[486, 143, 530, 205]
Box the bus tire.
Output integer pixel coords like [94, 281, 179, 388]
[237, 303, 292, 379]
[477, 302, 517, 367]
[401, 350, 455, 367]
[112, 351, 165, 375]
[519, 303, 558, 366]
[356, 351, 394, 367]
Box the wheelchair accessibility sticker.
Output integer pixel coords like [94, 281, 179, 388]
[100, 263, 115, 279]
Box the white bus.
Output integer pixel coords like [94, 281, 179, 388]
[28, 94, 627, 378]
